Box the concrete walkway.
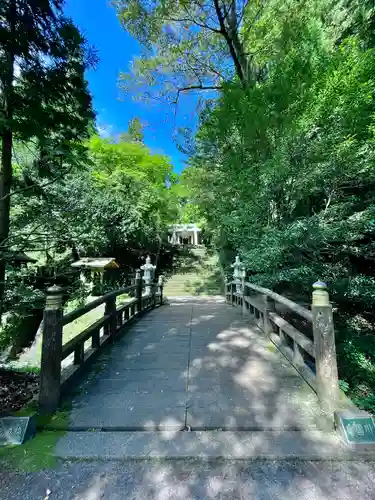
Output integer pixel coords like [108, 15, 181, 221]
[53, 298, 367, 460]
[64, 298, 327, 432]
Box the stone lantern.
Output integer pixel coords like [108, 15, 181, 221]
[141, 255, 156, 295]
[71, 257, 119, 295]
[3, 251, 37, 269]
[231, 255, 245, 293]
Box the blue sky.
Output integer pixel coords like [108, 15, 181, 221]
[64, 0, 189, 172]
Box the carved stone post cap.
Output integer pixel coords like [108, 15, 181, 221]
[45, 285, 63, 310]
[158, 275, 164, 285]
[135, 269, 141, 279]
[312, 280, 330, 306]
[313, 281, 328, 290]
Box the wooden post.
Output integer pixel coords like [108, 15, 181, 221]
[312, 281, 339, 415]
[135, 269, 142, 313]
[293, 341, 305, 367]
[241, 273, 247, 316]
[104, 295, 117, 337]
[230, 282, 234, 306]
[74, 343, 84, 365]
[224, 277, 228, 303]
[92, 327, 100, 349]
[39, 285, 64, 415]
[158, 274, 164, 304]
[262, 294, 275, 336]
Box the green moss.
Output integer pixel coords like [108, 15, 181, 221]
[14, 400, 71, 429]
[38, 411, 70, 430]
[1, 403, 71, 471]
[267, 343, 277, 352]
[0, 430, 64, 472]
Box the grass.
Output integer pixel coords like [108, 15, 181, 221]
[62, 293, 131, 345]
[0, 431, 64, 472]
[0, 402, 71, 472]
[62, 303, 105, 345]
[1, 364, 40, 374]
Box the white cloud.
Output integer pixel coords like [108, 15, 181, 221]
[97, 123, 114, 138]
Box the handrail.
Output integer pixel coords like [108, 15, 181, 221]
[39, 271, 165, 415]
[63, 284, 137, 326]
[268, 311, 315, 358]
[230, 280, 313, 322]
[61, 315, 110, 360]
[226, 257, 343, 418]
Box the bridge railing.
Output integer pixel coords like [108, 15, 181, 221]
[39, 268, 164, 414]
[226, 257, 342, 416]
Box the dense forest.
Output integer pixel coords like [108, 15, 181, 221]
[1, 0, 375, 412]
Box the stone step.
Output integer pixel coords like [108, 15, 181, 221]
[54, 430, 374, 460]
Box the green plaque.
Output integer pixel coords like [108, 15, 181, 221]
[335, 411, 375, 446]
[0, 417, 36, 446]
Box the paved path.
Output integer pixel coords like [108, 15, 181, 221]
[65, 298, 326, 432]
[2, 460, 375, 500]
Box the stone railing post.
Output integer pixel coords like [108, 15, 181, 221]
[231, 281, 235, 306]
[262, 294, 276, 336]
[311, 281, 339, 415]
[158, 274, 164, 304]
[135, 269, 142, 312]
[241, 269, 247, 315]
[39, 285, 64, 415]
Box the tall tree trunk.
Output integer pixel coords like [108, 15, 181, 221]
[0, 49, 15, 317]
[228, 0, 250, 83]
[213, 0, 246, 86]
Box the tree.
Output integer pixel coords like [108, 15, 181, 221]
[88, 135, 177, 230]
[112, 0, 266, 107]
[119, 117, 145, 143]
[0, 0, 95, 313]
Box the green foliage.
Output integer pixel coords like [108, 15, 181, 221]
[185, 0, 375, 404]
[119, 117, 145, 143]
[353, 394, 375, 414]
[339, 380, 350, 393]
[0, 0, 96, 336]
[0, 2, 185, 359]
[1, 133, 181, 353]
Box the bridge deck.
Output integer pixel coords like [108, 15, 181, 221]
[66, 299, 328, 431]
